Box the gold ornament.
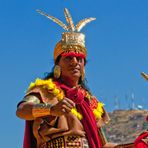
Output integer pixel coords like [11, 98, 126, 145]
[36, 8, 96, 61]
[54, 65, 61, 79]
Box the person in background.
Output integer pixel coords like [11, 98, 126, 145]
[134, 73, 148, 148]
[16, 8, 121, 148]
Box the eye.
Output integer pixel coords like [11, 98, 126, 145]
[76, 57, 83, 63]
[65, 56, 73, 61]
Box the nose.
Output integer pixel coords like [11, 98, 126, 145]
[70, 57, 78, 66]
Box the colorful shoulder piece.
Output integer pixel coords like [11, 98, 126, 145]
[90, 96, 104, 119]
[27, 78, 82, 120]
[27, 78, 64, 101]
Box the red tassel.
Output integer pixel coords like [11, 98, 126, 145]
[62, 52, 86, 59]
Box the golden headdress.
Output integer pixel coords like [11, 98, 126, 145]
[36, 8, 96, 61]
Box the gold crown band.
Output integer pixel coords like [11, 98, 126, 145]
[54, 41, 87, 61]
[61, 32, 85, 48]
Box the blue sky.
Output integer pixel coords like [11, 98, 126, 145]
[0, 0, 148, 147]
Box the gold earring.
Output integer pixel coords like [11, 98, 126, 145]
[81, 69, 85, 81]
[54, 65, 61, 79]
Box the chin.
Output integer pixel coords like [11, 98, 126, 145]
[71, 74, 81, 79]
[71, 71, 80, 75]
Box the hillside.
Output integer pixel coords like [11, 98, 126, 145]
[103, 110, 148, 144]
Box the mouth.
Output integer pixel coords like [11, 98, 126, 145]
[69, 67, 80, 73]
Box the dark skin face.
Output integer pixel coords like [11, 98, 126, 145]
[58, 55, 85, 87]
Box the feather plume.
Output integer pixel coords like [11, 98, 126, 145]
[64, 8, 75, 31]
[76, 18, 96, 32]
[36, 9, 68, 31]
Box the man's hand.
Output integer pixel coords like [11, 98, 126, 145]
[50, 97, 75, 116]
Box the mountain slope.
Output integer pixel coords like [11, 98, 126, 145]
[103, 110, 148, 144]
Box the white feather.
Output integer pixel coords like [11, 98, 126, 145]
[64, 8, 75, 31]
[36, 9, 68, 31]
[76, 18, 96, 32]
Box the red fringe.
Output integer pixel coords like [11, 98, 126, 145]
[62, 52, 86, 59]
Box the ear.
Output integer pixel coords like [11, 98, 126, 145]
[54, 65, 61, 79]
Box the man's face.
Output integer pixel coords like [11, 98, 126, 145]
[58, 55, 85, 80]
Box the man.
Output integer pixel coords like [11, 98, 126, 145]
[134, 73, 148, 148]
[134, 128, 148, 148]
[16, 8, 119, 148]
